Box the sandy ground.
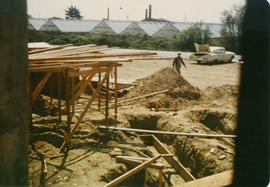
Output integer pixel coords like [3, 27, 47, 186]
[117, 59, 240, 89]
[28, 58, 241, 187]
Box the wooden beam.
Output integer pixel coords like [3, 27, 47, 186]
[180, 170, 233, 187]
[115, 157, 164, 170]
[29, 51, 158, 61]
[28, 44, 73, 54]
[118, 90, 169, 104]
[99, 126, 237, 139]
[105, 155, 161, 187]
[150, 135, 196, 182]
[31, 72, 52, 104]
[59, 67, 112, 152]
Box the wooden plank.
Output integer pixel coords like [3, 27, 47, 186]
[118, 90, 169, 104]
[180, 170, 233, 187]
[99, 126, 237, 138]
[29, 58, 132, 64]
[29, 62, 121, 72]
[28, 44, 73, 54]
[29, 51, 158, 61]
[31, 72, 52, 104]
[150, 135, 196, 182]
[60, 67, 112, 152]
[29, 44, 97, 58]
[105, 155, 161, 187]
[115, 157, 164, 170]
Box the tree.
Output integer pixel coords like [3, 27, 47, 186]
[176, 22, 212, 51]
[220, 5, 246, 52]
[65, 5, 83, 20]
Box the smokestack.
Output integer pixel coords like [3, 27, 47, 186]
[107, 8, 110, 20]
[149, 4, 152, 19]
[145, 9, 148, 19]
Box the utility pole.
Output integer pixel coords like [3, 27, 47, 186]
[0, 0, 29, 186]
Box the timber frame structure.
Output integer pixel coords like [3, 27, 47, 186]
[28, 44, 160, 152]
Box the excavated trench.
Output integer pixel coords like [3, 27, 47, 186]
[124, 111, 235, 179]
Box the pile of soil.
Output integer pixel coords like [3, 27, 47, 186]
[201, 85, 239, 102]
[124, 67, 200, 100]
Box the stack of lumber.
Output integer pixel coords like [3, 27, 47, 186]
[28, 44, 160, 72]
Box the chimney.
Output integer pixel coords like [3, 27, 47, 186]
[149, 4, 152, 19]
[107, 8, 110, 20]
[145, 9, 148, 19]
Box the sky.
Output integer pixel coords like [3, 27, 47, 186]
[27, 0, 246, 23]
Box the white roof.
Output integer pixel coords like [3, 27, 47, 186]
[50, 19, 100, 32]
[105, 20, 132, 34]
[137, 21, 166, 36]
[173, 22, 193, 32]
[208, 23, 222, 38]
[28, 18, 48, 30]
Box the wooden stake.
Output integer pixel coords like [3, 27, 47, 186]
[105, 155, 161, 187]
[159, 169, 163, 187]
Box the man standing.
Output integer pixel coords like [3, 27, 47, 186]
[173, 52, 186, 75]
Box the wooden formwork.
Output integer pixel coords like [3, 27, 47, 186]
[27, 44, 161, 152]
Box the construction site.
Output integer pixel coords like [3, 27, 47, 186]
[1, 1, 269, 187]
[26, 43, 240, 187]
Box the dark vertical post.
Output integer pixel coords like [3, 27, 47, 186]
[0, 0, 29, 185]
[98, 72, 101, 110]
[105, 70, 110, 120]
[58, 72, 62, 122]
[114, 65, 118, 119]
[65, 71, 71, 133]
[71, 77, 75, 118]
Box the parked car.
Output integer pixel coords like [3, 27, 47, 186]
[189, 43, 235, 64]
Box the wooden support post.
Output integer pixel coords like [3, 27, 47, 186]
[105, 155, 162, 187]
[159, 169, 163, 187]
[71, 77, 75, 117]
[65, 71, 71, 133]
[105, 71, 110, 120]
[59, 67, 112, 152]
[58, 72, 62, 122]
[114, 65, 118, 118]
[31, 71, 52, 104]
[98, 72, 101, 110]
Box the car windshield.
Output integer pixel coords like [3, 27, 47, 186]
[213, 49, 226, 54]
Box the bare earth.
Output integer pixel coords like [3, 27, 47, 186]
[28, 59, 241, 187]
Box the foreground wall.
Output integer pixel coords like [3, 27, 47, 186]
[0, 0, 29, 185]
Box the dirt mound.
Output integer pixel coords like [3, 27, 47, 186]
[201, 85, 239, 100]
[124, 67, 200, 101]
